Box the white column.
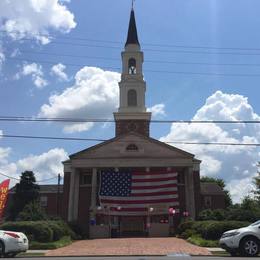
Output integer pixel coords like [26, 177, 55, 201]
[184, 167, 196, 219]
[68, 168, 75, 222]
[90, 168, 98, 216]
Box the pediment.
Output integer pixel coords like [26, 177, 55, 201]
[69, 133, 194, 160]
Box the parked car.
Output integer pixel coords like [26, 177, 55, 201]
[0, 230, 29, 257]
[219, 220, 260, 257]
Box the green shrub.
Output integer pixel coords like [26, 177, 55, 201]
[198, 209, 226, 221]
[199, 221, 249, 240]
[179, 229, 197, 239]
[0, 221, 53, 242]
[17, 201, 47, 221]
[177, 220, 250, 241]
[0, 220, 76, 242]
[176, 221, 194, 235]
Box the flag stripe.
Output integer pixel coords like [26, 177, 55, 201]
[100, 198, 178, 205]
[132, 177, 177, 183]
[100, 194, 178, 201]
[132, 179, 177, 187]
[131, 191, 178, 197]
[131, 187, 177, 194]
[132, 173, 177, 180]
[133, 171, 178, 176]
[132, 182, 176, 191]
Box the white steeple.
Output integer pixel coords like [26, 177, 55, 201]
[114, 8, 151, 137]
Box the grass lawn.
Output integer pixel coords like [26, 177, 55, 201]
[29, 236, 72, 250]
[187, 234, 219, 247]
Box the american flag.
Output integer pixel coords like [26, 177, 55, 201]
[99, 170, 179, 216]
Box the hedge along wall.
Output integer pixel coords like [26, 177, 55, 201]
[177, 220, 250, 240]
[0, 220, 76, 242]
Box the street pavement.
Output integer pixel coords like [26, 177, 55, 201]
[11, 256, 260, 259]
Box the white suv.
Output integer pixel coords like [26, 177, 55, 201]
[219, 220, 260, 257]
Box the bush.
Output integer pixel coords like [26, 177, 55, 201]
[0, 220, 76, 242]
[0, 221, 53, 242]
[198, 209, 226, 221]
[177, 220, 250, 240]
[17, 201, 48, 221]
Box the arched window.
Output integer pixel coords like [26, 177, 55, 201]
[126, 144, 138, 151]
[128, 58, 137, 75]
[128, 89, 137, 106]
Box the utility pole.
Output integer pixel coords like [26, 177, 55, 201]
[56, 173, 61, 216]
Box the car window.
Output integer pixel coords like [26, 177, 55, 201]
[250, 220, 260, 226]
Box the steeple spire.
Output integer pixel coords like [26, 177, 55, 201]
[125, 7, 140, 47]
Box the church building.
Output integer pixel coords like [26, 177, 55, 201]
[62, 8, 202, 238]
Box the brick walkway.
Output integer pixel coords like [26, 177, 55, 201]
[46, 238, 212, 256]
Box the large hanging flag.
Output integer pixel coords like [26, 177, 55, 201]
[0, 179, 10, 219]
[99, 170, 179, 216]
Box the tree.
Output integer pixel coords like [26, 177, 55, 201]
[253, 162, 260, 203]
[17, 201, 47, 221]
[201, 176, 232, 207]
[9, 171, 40, 220]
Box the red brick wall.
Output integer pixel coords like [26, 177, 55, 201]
[115, 120, 150, 136]
[201, 194, 226, 210]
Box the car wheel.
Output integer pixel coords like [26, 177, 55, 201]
[230, 251, 238, 257]
[0, 241, 5, 257]
[240, 237, 259, 257]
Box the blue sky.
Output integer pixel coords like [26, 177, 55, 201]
[0, 0, 259, 202]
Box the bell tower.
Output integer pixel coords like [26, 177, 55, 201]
[114, 8, 151, 137]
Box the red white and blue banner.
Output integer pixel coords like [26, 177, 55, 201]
[0, 179, 10, 219]
[99, 170, 179, 216]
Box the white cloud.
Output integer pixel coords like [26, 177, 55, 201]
[0, 44, 5, 69]
[51, 63, 69, 81]
[148, 103, 166, 117]
[0, 0, 76, 44]
[161, 91, 260, 203]
[0, 148, 68, 186]
[18, 63, 48, 88]
[0, 147, 11, 165]
[39, 66, 120, 133]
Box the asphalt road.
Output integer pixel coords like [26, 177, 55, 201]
[10, 257, 260, 260]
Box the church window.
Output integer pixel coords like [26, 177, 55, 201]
[80, 173, 92, 186]
[128, 58, 137, 74]
[40, 196, 48, 207]
[126, 144, 139, 151]
[127, 89, 137, 106]
[204, 196, 212, 208]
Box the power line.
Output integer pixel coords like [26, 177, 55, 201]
[0, 116, 259, 124]
[0, 172, 20, 181]
[16, 40, 260, 56]
[3, 29, 260, 51]
[0, 134, 259, 147]
[7, 57, 260, 77]
[17, 50, 260, 67]
[0, 171, 63, 183]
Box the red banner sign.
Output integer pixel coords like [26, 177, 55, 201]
[0, 179, 10, 219]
